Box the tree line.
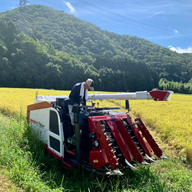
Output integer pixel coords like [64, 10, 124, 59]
[159, 78, 192, 94]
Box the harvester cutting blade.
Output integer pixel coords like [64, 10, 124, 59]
[125, 159, 138, 170]
[106, 169, 124, 176]
[160, 155, 168, 160]
[141, 161, 150, 166]
[145, 154, 157, 163]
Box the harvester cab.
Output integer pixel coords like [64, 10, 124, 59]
[27, 90, 173, 175]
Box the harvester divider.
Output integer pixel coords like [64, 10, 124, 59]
[125, 159, 138, 170]
[106, 169, 124, 176]
[141, 161, 150, 166]
[145, 154, 157, 163]
[160, 155, 169, 160]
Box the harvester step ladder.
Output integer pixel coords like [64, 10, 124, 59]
[66, 149, 76, 156]
[67, 137, 77, 146]
[63, 161, 75, 168]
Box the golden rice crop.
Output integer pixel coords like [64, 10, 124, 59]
[0, 88, 192, 161]
[0, 88, 110, 116]
[0, 88, 70, 117]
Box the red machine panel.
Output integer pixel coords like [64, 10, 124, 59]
[89, 149, 108, 169]
[88, 113, 163, 170]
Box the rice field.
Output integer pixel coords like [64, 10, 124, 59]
[0, 88, 192, 161]
[0, 88, 70, 117]
[112, 94, 192, 161]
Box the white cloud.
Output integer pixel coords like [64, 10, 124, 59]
[169, 27, 179, 34]
[64, 1, 75, 13]
[168, 46, 192, 53]
[148, 11, 165, 18]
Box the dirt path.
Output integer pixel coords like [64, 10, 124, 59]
[0, 169, 21, 192]
[0, 173, 10, 192]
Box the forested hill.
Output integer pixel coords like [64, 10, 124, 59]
[1, 4, 192, 83]
[0, 5, 192, 91]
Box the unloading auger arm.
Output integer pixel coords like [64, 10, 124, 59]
[88, 90, 173, 101]
[34, 90, 173, 103]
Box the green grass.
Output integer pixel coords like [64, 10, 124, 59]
[0, 104, 192, 191]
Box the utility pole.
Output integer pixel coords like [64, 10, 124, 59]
[19, 0, 27, 7]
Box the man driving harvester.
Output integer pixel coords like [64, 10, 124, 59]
[68, 78, 94, 126]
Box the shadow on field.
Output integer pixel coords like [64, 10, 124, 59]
[21, 125, 168, 192]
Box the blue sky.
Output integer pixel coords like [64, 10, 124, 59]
[1, 0, 192, 53]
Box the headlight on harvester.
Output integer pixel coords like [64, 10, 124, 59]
[89, 132, 96, 139]
[92, 140, 100, 147]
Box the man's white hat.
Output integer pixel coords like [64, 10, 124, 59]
[86, 78, 94, 91]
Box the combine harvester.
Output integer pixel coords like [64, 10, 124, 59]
[27, 90, 173, 175]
